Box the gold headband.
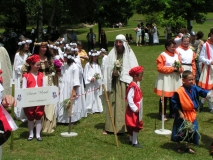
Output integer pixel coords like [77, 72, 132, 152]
[34, 42, 48, 46]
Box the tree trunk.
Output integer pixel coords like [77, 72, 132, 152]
[98, 22, 102, 44]
[47, 0, 56, 33]
[187, 19, 191, 32]
[19, 2, 27, 33]
[37, 0, 43, 41]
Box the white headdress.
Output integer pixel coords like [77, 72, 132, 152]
[18, 39, 32, 45]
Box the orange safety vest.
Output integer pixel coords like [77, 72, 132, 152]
[176, 86, 196, 122]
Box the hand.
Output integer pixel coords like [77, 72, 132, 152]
[113, 70, 119, 76]
[2, 95, 16, 107]
[91, 78, 95, 82]
[72, 90, 76, 98]
[135, 109, 139, 113]
[211, 61, 213, 65]
[179, 111, 185, 119]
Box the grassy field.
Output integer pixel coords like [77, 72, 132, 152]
[2, 13, 213, 160]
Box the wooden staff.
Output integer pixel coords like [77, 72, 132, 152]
[102, 84, 119, 147]
[10, 83, 15, 150]
[68, 89, 74, 133]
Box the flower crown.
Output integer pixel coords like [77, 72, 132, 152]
[88, 50, 100, 56]
[18, 40, 32, 45]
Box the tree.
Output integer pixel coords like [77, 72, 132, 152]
[136, 0, 213, 31]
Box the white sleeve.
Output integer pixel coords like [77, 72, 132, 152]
[13, 53, 22, 75]
[127, 87, 138, 112]
[43, 76, 46, 87]
[199, 44, 212, 65]
[22, 77, 27, 89]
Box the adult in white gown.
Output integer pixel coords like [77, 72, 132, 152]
[83, 51, 103, 113]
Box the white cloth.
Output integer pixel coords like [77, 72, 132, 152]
[176, 47, 194, 64]
[57, 63, 83, 123]
[153, 27, 159, 44]
[83, 62, 103, 113]
[127, 86, 143, 121]
[199, 42, 213, 87]
[103, 39, 139, 91]
[12, 52, 28, 80]
[101, 55, 108, 73]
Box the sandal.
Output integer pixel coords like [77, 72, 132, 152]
[102, 130, 108, 135]
[186, 147, 196, 154]
[176, 147, 183, 153]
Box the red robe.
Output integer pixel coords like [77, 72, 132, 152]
[23, 72, 45, 121]
[125, 82, 143, 130]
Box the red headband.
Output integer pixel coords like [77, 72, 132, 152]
[129, 66, 144, 77]
[26, 54, 40, 64]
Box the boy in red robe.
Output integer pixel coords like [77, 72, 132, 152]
[125, 66, 144, 148]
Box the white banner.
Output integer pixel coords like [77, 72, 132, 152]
[15, 86, 59, 108]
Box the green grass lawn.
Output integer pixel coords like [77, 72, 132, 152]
[2, 13, 213, 160]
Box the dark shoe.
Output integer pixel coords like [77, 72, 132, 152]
[132, 143, 143, 148]
[27, 137, 33, 141]
[129, 141, 132, 145]
[36, 137, 43, 141]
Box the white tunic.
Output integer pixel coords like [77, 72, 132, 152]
[57, 63, 83, 123]
[83, 62, 103, 113]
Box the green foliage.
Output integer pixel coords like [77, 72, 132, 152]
[136, 0, 213, 29]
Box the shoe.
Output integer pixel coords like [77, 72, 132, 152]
[27, 137, 33, 141]
[129, 141, 132, 145]
[36, 137, 43, 141]
[132, 143, 143, 148]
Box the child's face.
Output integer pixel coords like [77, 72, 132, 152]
[182, 74, 194, 87]
[31, 61, 41, 70]
[92, 56, 98, 62]
[134, 72, 143, 82]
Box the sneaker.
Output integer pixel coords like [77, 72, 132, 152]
[132, 143, 143, 148]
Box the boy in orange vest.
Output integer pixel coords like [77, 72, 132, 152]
[125, 66, 144, 148]
[171, 70, 209, 154]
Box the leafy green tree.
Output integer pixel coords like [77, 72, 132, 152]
[136, 0, 213, 31]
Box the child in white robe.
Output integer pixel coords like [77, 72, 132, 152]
[83, 50, 103, 114]
[13, 38, 32, 122]
[57, 54, 83, 123]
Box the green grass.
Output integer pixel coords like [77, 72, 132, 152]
[2, 13, 213, 160]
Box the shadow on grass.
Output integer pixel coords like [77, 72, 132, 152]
[200, 133, 212, 151]
[146, 113, 158, 119]
[94, 123, 105, 130]
[160, 142, 176, 152]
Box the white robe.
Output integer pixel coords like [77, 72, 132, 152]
[13, 52, 28, 122]
[153, 26, 159, 44]
[83, 62, 103, 113]
[12, 52, 28, 81]
[57, 63, 83, 123]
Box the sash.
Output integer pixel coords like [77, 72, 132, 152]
[176, 87, 196, 122]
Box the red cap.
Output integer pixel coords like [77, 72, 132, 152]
[129, 66, 144, 77]
[26, 54, 40, 64]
